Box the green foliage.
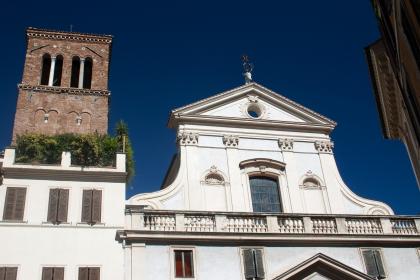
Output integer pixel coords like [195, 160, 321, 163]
[15, 120, 135, 183]
[115, 120, 135, 183]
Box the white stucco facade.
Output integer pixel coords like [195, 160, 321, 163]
[121, 82, 420, 280]
[0, 150, 126, 279]
[129, 83, 392, 215]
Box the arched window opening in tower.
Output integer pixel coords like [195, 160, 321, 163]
[70, 56, 81, 88]
[40, 54, 51, 86]
[83, 57, 93, 89]
[52, 55, 63, 87]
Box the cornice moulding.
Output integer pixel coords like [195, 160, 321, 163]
[117, 230, 420, 246]
[18, 84, 110, 97]
[3, 167, 127, 183]
[173, 115, 335, 133]
[27, 27, 113, 44]
[239, 158, 286, 170]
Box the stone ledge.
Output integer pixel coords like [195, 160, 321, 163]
[18, 84, 110, 96]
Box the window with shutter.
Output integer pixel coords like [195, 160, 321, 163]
[174, 250, 194, 278]
[78, 267, 100, 280]
[3, 187, 26, 221]
[47, 189, 69, 224]
[0, 267, 18, 280]
[361, 248, 386, 279]
[242, 248, 265, 279]
[42, 267, 64, 280]
[81, 189, 102, 225]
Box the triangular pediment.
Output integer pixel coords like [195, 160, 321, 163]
[168, 83, 336, 133]
[274, 253, 374, 280]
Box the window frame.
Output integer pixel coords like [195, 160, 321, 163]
[41, 266, 65, 280]
[359, 248, 387, 279]
[46, 187, 70, 225]
[239, 247, 266, 280]
[170, 247, 196, 280]
[80, 188, 104, 225]
[2, 186, 28, 222]
[0, 265, 19, 280]
[239, 158, 290, 212]
[77, 266, 101, 280]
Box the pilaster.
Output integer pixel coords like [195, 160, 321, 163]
[315, 140, 345, 213]
[178, 132, 202, 210]
[278, 138, 303, 212]
[224, 135, 246, 211]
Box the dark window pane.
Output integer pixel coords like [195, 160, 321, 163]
[174, 250, 194, 278]
[40, 54, 51, 85]
[250, 177, 282, 213]
[71, 57, 81, 88]
[175, 251, 183, 277]
[183, 251, 194, 277]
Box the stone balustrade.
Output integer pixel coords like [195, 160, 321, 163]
[125, 208, 420, 237]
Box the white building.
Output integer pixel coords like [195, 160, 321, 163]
[120, 82, 420, 280]
[0, 150, 126, 280]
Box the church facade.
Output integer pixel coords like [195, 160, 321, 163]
[1, 28, 420, 280]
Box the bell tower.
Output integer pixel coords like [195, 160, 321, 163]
[12, 27, 113, 141]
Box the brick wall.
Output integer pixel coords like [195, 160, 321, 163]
[11, 28, 112, 141]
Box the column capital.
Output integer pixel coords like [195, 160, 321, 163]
[315, 140, 334, 154]
[177, 131, 199, 146]
[223, 135, 239, 148]
[278, 138, 294, 151]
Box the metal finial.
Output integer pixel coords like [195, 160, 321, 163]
[241, 55, 254, 84]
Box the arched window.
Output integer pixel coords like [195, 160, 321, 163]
[302, 178, 320, 188]
[83, 57, 93, 89]
[249, 176, 282, 213]
[40, 54, 51, 85]
[52, 55, 63, 86]
[70, 56, 81, 88]
[204, 172, 224, 185]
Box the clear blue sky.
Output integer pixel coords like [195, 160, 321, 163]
[1, 1, 419, 214]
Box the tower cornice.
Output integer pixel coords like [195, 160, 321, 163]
[26, 27, 113, 44]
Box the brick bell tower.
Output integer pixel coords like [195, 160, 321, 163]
[11, 27, 113, 141]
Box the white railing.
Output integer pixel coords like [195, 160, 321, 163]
[144, 214, 176, 231]
[391, 219, 418, 235]
[278, 217, 304, 233]
[128, 209, 420, 237]
[311, 218, 337, 234]
[346, 218, 383, 234]
[226, 216, 267, 233]
[185, 215, 215, 232]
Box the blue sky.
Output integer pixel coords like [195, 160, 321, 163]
[1, 1, 419, 214]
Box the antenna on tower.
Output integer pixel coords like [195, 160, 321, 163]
[241, 54, 254, 84]
[70, 24, 73, 32]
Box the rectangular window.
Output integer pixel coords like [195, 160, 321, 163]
[78, 267, 100, 280]
[81, 189, 102, 224]
[174, 250, 194, 278]
[47, 189, 69, 224]
[361, 248, 386, 279]
[0, 267, 18, 280]
[242, 248, 265, 279]
[3, 187, 26, 221]
[42, 267, 64, 280]
[250, 177, 282, 213]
